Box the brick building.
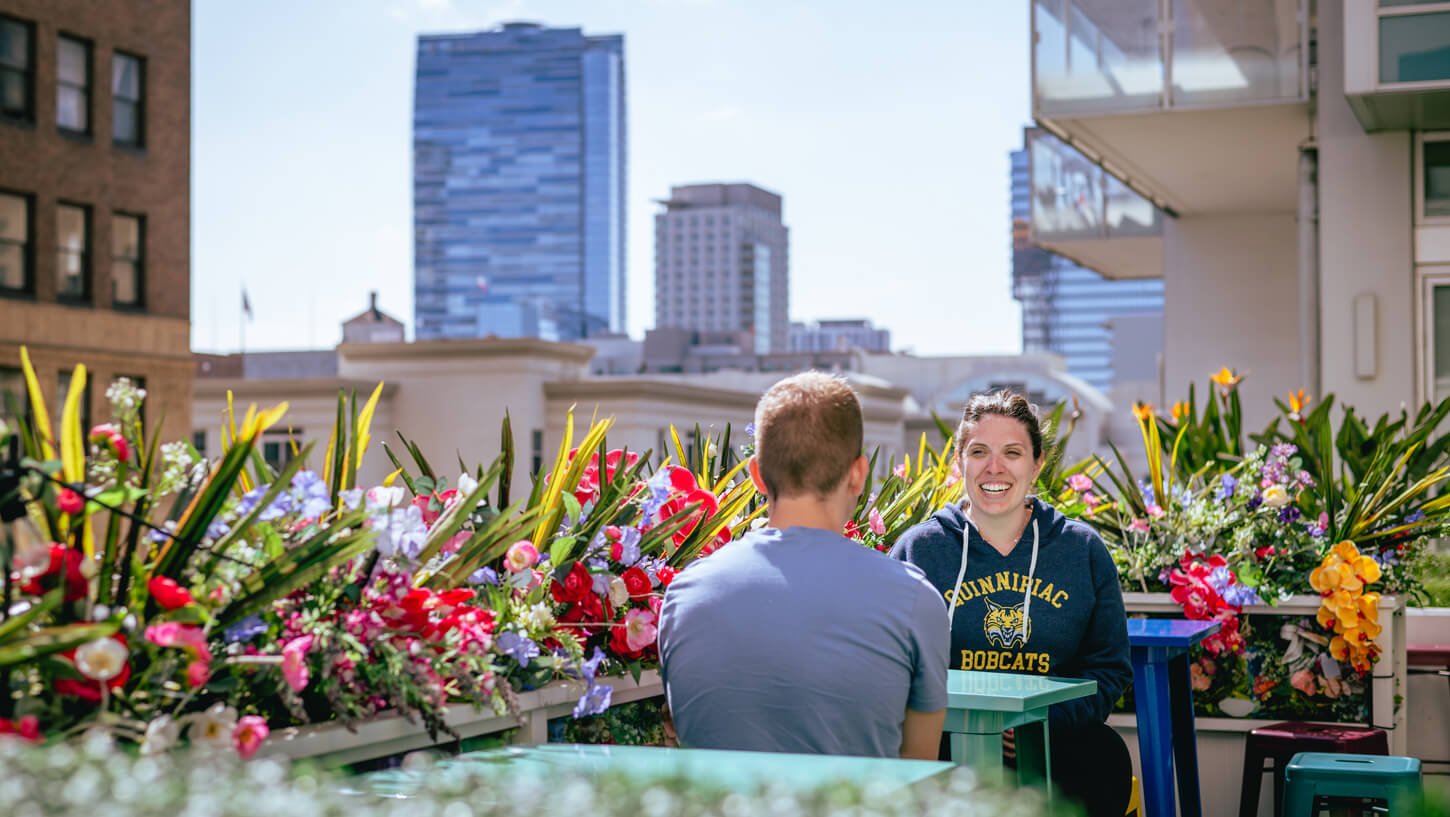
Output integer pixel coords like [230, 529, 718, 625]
[0, 0, 191, 439]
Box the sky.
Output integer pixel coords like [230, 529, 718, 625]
[192, 0, 1030, 356]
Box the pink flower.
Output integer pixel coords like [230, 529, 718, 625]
[504, 540, 539, 573]
[1190, 663, 1212, 691]
[1083, 492, 1101, 508]
[1067, 474, 1093, 493]
[1290, 668, 1317, 696]
[868, 508, 886, 536]
[893, 463, 909, 479]
[622, 608, 658, 652]
[281, 635, 313, 692]
[145, 622, 208, 653]
[1129, 518, 1151, 534]
[186, 659, 211, 689]
[1146, 503, 1165, 519]
[233, 715, 269, 759]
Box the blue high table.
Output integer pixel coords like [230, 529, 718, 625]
[1126, 618, 1220, 817]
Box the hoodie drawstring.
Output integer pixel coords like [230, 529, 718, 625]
[947, 508, 1041, 641]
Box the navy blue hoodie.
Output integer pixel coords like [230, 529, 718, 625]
[889, 499, 1131, 729]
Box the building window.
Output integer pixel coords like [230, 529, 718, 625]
[56, 35, 90, 134]
[111, 212, 142, 307]
[0, 15, 34, 122]
[57, 369, 90, 432]
[191, 430, 207, 458]
[0, 365, 25, 428]
[1424, 139, 1450, 220]
[261, 430, 301, 472]
[56, 203, 89, 300]
[111, 51, 143, 147]
[530, 429, 544, 476]
[0, 191, 29, 293]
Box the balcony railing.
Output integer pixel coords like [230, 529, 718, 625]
[1029, 129, 1161, 243]
[1033, 0, 1308, 118]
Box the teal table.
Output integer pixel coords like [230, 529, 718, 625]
[943, 669, 1098, 797]
[354, 743, 956, 798]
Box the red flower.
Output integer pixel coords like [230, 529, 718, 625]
[57, 488, 84, 516]
[55, 636, 130, 701]
[89, 424, 130, 464]
[843, 520, 862, 540]
[550, 563, 594, 605]
[656, 566, 678, 589]
[621, 567, 651, 597]
[557, 592, 609, 637]
[148, 576, 194, 610]
[609, 622, 646, 662]
[658, 489, 718, 545]
[19, 545, 87, 602]
[0, 715, 42, 743]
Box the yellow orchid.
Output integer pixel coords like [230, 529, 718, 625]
[1311, 540, 1382, 674]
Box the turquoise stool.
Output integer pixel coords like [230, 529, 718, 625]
[1282, 752, 1422, 815]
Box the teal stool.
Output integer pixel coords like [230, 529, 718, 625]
[1282, 752, 1422, 815]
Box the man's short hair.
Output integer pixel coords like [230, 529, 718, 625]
[753, 372, 863, 499]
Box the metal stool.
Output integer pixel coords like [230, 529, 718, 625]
[1238, 722, 1389, 817]
[1408, 643, 1450, 770]
[1281, 752, 1421, 816]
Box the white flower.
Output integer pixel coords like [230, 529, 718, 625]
[365, 485, 406, 511]
[141, 715, 180, 755]
[608, 576, 630, 607]
[521, 602, 555, 632]
[188, 702, 238, 751]
[1262, 484, 1292, 507]
[750, 517, 768, 530]
[457, 472, 478, 497]
[74, 638, 128, 682]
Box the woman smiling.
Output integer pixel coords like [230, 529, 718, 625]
[889, 389, 1132, 817]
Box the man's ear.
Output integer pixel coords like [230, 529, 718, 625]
[747, 456, 771, 497]
[847, 454, 869, 496]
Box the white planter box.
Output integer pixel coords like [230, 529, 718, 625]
[258, 670, 664, 766]
[1121, 592, 1408, 754]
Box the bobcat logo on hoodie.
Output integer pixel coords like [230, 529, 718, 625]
[982, 596, 1031, 649]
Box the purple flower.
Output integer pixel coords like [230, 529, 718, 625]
[223, 615, 267, 644]
[291, 470, 332, 519]
[1246, 495, 1263, 511]
[497, 631, 541, 668]
[1222, 583, 1262, 607]
[467, 566, 499, 586]
[580, 647, 606, 683]
[206, 518, 231, 540]
[744, 423, 755, 438]
[573, 683, 613, 719]
[1407, 510, 1426, 524]
[1278, 506, 1302, 525]
[1216, 474, 1237, 502]
[1206, 566, 1233, 595]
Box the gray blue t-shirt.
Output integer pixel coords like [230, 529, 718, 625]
[658, 526, 949, 758]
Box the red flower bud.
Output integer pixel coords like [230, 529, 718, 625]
[56, 488, 84, 516]
[148, 576, 195, 610]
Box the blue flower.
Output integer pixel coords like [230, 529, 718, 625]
[1206, 566, 1233, 595]
[292, 470, 332, 519]
[467, 566, 499, 586]
[1407, 510, 1426, 524]
[572, 683, 613, 719]
[580, 647, 606, 684]
[1278, 506, 1302, 525]
[206, 518, 231, 541]
[223, 615, 267, 644]
[744, 423, 755, 438]
[1222, 583, 1262, 607]
[1216, 474, 1237, 502]
[497, 631, 541, 668]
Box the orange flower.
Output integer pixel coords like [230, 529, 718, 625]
[1132, 402, 1155, 422]
[1312, 540, 1382, 674]
[1171, 401, 1190, 422]
[1209, 367, 1243, 389]
[1288, 389, 1311, 416]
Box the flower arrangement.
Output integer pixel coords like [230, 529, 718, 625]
[1049, 368, 1450, 720]
[0, 350, 765, 758]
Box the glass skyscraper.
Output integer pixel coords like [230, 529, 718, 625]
[413, 23, 626, 341]
[1010, 133, 1163, 392]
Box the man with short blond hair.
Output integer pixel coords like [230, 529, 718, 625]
[658, 372, 948, 759]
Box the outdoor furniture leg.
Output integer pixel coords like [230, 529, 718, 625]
[1168, 651, 1204, 817]
[1132, 650, 1177, 817]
